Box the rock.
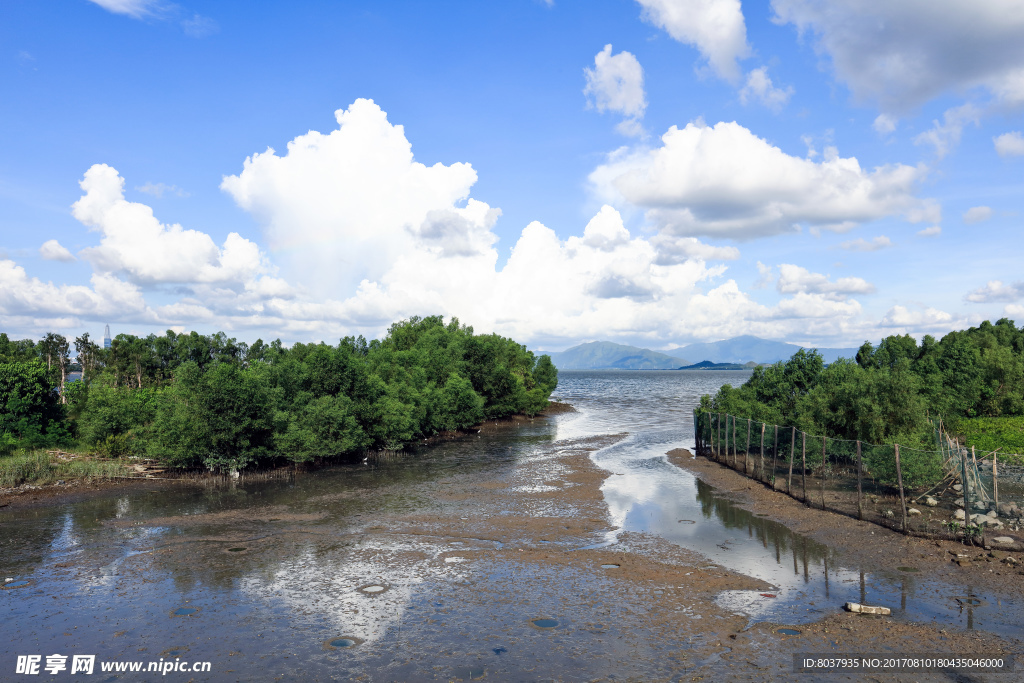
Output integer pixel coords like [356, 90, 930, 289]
[925, 496, 939, 507]
[844, 602, 891, 615]
[992, 536, 1015, 545]
[998, 503, 1014, 516]
[953, 484, 963, 492]
[954, 509, 966, 520]
[908, 508, 922, 516]
[987, 510, 998, 518]
[883, 509, 895, 519]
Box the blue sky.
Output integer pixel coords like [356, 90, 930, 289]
[2, 0, 1023, 351]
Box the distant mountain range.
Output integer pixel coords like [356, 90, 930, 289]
[664, 335, 859, 365]
[541, 335, 859, 370]
[543, 341, 687, 370]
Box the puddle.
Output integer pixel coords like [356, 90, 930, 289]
[2, 580, 30, 589]
[324, 637, 362, 649]
[359, 584, 388, 594]
[776, 628, 801, 636]
[171, 607, 199, 617]
[531, 618, 559, 629]
[226, 547, 248, 553]
[600, 564, 620, 569]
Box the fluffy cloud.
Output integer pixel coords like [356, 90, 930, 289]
[994, 131, 1024, 157]
[739, 67, 793, 112]
[221, 99, 490, 298]
[589, 120, 931, 239]
[636, 0, 750, 82]
[880, 305, 956, 331]
[584, 45, 647, 135]
[873, 114, 897, 135]
[776, 264, 874, 301]
[839, 236, 892, 252]
[965, 280, 1024, 303]
[74, 164, 272, 288]
[917, 225, 941, 237]
[914, 104, 981, 159]
[771, 0, 1024, 111]
[0, 259, 147, 320]
[963, 206, 992, 224]
[40, 240, 76, 262]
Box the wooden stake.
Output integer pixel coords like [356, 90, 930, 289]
[772, 424, 779, 490]
[759, 423, 766, 482]
[856, 440, 863, 521]
[788, 427, 796, 494]
[895, 443, 908, 531]
[745, 418, 751, 475]
[993, 450, 999, 509]
[820, 435, 827, 510]
[801, 431, 808, 504]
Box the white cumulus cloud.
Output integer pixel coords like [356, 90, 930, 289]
[589, 119, 931, 239]
[917, 225, 942, 237]
[963, 206, 992, 224]
[221, 99, 490, 298]
[965, 280, 1024, 303]
[739, 67, 793, 112]
[771, 0, 1024, 111]
[636, 0, 750, 82]
[584, 44, 647, 136]
[40, 240, 76, 262]
[994, 131, 1024, 157]
[873, 114, 897, 134]
[776, 264, 874, 301]
[74, 164, 272, 288]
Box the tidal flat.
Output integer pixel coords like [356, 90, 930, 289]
[2, 371, 1022, 681]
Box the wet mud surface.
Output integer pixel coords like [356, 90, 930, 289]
[3, 376, 1023, 682]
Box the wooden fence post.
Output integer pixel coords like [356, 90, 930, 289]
[895, 443, 908, 532]
[788, 427, 796, 494]
[759, 423, 765, 482]
[732, 415, 738, 469]
[856, 440, 863, 520]
[820, 435, 827, 510]
[993, 452, 999, 509]
[772, 425, 779, 489]
[745, 418, 752, 475]
[801, 431, 808, 504]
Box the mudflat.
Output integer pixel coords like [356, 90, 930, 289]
[3, 423, 1021, 681]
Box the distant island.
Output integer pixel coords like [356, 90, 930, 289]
[676, 360, 758, 370]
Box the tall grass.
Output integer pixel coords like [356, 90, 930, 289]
[0, 451, 134, 488]
[947, 416, 1024, 465]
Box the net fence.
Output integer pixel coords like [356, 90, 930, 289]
[692, 411, 1024, 545]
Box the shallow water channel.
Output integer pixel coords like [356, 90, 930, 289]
[1, 370, 1019, 680]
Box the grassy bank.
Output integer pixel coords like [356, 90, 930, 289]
[0, 450, 134, 488]
[946, 416, 1024, 464]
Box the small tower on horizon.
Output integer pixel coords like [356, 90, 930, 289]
[103, 324, 111, 349]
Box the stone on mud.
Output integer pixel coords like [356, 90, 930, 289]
[925, 496, 938, 507]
